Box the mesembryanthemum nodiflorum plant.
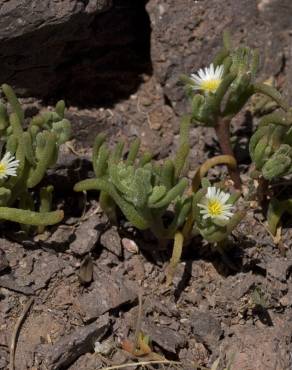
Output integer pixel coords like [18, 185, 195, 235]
[0, 83, 71, 228]
[74, 132, 192, 240]
[181, 32, 287, 189]
[183, 39, 260, 126]
[192, 180, 244, 244]
[249, 111, 292, 180]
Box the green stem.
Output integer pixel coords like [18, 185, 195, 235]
[253, 83, 288, 112]
[2, 84, 24, 123]
[166, 232, 184, 285]
[191, 154, 237, 193]
[74, 179, 150, 229]
[0, 208, 63, 226]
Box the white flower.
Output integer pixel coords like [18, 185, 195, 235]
[190, 63, 224, 93]
[0, 152, 20, 180]
[198, 187, 234, 221]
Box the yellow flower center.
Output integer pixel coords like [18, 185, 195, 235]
[201, 79, 221, 93]
[207, 200, 223, 216]
[0, 163, 7, 175]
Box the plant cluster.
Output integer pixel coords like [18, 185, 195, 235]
[3, 32, 292, 283]
[74, 115, 244, 282]
[0, 84, 71, 229]
[249, 111, 292, 235]
[182, 31, 292, 240]
[74, 32, 292, 281]
[249, 111, 292, 180]
[74, 118, 191, 241]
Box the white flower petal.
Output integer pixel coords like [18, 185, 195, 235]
[190, 63, 224, 93]
[0, 152, 19, 179]
[206, 186, 216, 199]
[198, 186, 234, 222]
[217, 192, 229, 204]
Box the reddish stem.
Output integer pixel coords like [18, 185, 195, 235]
[214, 117, 242, 189]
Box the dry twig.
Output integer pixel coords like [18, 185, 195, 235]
[133, 289, 143, 353]
[9, 297, 34, 370]
[101, 360, 182, 370]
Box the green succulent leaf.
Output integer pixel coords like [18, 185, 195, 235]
[148, 185, 167, 206]
[267, 198, 283, 236]
[262, 145, 292, 180]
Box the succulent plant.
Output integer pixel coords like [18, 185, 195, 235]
[182, 32, 287, 189]
[184, 33, 286, 127]
[191, 179, 244, 244]
[75, 118, 248, 283]
[74, 130, 192, 240]
[0, 84, 71, 229]
[249, 111, 292, 180]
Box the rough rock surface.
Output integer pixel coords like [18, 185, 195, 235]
[76, 268, 138, 321]
[190, 310, 222, 349]
[221, 319, 292, 370]
[70, 214, 104, 256]
[39, 314, 109, 369]
[0, 1, 112, 38]
[0, 0, 151, 104]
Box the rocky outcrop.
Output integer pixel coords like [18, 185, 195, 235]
[0, 0, 151, 105]
[0, 1, 112, 39]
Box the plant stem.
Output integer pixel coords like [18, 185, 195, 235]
[214, 117, 241, 189]
[257, 175, 269, 204]
[166, 231, 184, 285]
[190, 154, 237, 193]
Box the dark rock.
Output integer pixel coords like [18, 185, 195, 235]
[0, 275, 34, 295]
[0, 238, 25, 264]
[67, 353, 104, 370]
[110, 351, 129, 367]
[124, 255, 145, 281]
[220, 320, 292, 370]
[40, 314, 109, 370]
[142, 319, 186, 353]
[100, 227, 122, 257]
[266, 258, 291, 282]
[0, 249, 9, 273]
[190, 310, 222, 349]
[14, 252, 64, 291]
[0, 1, 111, 39]
[70, 214, 103, 256]
[0, 0, 111, 98]
[43, 225, 74, 249]
[144, 298, 179, 318]
[231, 273, 258, 300]
[179, 339, 209, 369]
[77, 269, 137, 321]
[223, 273, 261, 301]
[0, 1, 152, 106]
